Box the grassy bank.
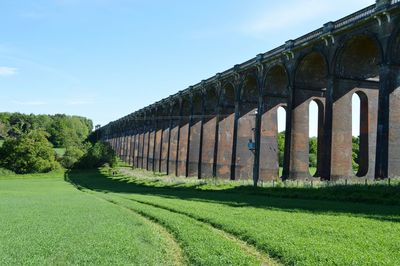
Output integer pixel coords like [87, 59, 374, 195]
[115, 167, 400, 206]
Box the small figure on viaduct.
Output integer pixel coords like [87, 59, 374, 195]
[97, 0, 400, 183]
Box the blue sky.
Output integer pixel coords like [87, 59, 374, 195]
[0, 0, 373, 135]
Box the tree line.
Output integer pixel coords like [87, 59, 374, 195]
[277, 132, 360, 172]
[0, 113, 93, 147]
[0, 113, 116, 174]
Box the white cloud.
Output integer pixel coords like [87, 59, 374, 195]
[12, 100, 47, 106]
[0, 67, 18, 76]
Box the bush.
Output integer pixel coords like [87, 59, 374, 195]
[0, 130, 60, 174]
[61, 146, 86, 169]
[309, 153, 317, 168]
[0, 167, 15, 176]
[74, 141, 117, 169]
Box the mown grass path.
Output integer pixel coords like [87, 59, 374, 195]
[67, 168, 400, 266]
[0, 174, 183, 265]
[88, 191, 276, 266]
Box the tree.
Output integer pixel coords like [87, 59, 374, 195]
[60, 146, 86, 169]
[309, 137, 318, 168]
[352, 136, 360, 172]
[75, 141, 117, 169]
[278, 131, 285, 167]
[0, 112, 93, 148]
[0, 130, 60, 174]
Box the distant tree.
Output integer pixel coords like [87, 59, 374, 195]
[309, 137, 318, 168]
[278, 131, 285, 166]
[0, 130, 60, 174]
[0, 113, 93, 148]
[352, 136, 360, 172]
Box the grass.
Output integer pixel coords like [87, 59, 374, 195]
[95, 192, 272, 266]
[118, 167, 400, 206]
[67, 167, 400, 266]
[0, 171, 182, 265]
[278, 167, 316, 177]
[3, 166, 400, 265]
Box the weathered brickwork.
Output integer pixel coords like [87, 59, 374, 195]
[98, 0, 400, 181]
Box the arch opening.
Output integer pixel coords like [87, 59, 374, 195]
[308, 99, 324, 177]
[352, 91, 369, 177]
[277, 106, 286, 178]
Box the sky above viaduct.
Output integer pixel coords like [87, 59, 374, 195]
[0, 0, 373, 135]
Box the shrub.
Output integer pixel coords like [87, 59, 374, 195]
[0, 130, 60, 174]
[0, 167, 15, 176]
[75, 141, 117, 169]
[61, 146, 86, 169]
[309, 153, 317, 168]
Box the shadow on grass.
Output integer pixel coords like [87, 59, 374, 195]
[65, 168, 400, 223]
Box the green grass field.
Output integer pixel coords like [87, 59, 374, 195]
[0, 172, 182, 265]
[1, 167, 400, 265]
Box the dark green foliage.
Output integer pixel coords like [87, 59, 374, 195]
[61, 146, 86, 169]
[277, 132, 360, 171]
[277, 131, 285, 166]
[309, 137, 318, 168]
[0, 130, 60, 174]
[352, 136, 360, 173]
[0, 167, 15, 176]
[0, 112, 93, 148]
[74, 141, 117, 169]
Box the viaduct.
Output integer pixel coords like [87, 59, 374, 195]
[95, 0, 400, 183]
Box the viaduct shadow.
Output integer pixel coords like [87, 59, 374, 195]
[65, 168, 400, 223]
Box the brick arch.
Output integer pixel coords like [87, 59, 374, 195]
[167, 100, 181, 175]
[235, 74, 259, 180]
[263, 64, 289, 96]
[220, 82, 235, 108]
[198, 86, 219, 178]
[216, 82, 236, 179]
[257, 64, 289, 181]
[203, 86, 219, 114]
[187, 92, 203, 177]
[241, 75, 258, 102]
[295, 51, 328, 89]
[335, 35, 383, 80]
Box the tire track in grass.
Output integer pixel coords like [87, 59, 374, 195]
[80, 190, 186, 266]
[115, 194, 282, 266]
[108, 192, 281, 266]
[92, 191, 275, 266]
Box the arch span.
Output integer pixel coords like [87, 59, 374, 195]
[331, 35, 381, 180]
[259, 65, 289, 180]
